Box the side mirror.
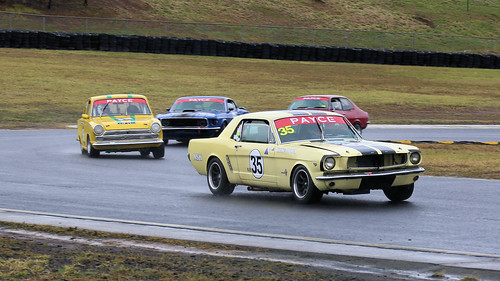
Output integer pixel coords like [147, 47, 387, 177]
[81, 114, 90, 119]
[166, 107, 171, 112]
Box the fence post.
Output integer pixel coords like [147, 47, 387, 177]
[312, 29, 316, 46]
[9, 13, 12, 29]
[379, 32, 383, 50]
[345, 30, 349, 47]
[452, 35, 455, 52]
[240, 25, 244, 42]
[125, 20, 129, 35]
[42, 16, 46, 32]
[164, 23, 168, 36]
[412, 33, 416, 50]
[276, 27, 280, 44]
[85, 18, 88, 33]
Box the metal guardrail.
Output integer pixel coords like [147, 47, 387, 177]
[0, 11, 498, 54]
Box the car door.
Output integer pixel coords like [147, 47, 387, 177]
[331, 97, 354, 119]
[230, 119, 278, 187]
[78, 99, 92, 145]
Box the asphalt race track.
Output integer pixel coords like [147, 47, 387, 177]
[1, 128, 499, 259]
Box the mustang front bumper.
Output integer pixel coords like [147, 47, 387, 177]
[316, 167, 425, 180]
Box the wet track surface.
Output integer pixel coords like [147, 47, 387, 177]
[1, 129, 499, 257]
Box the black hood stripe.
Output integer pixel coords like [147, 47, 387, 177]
[363, 142, 397, 154]
[341, 143, 379, 156]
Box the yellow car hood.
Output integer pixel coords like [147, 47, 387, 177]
[96, 115, 154, 130]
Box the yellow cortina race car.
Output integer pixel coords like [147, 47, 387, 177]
[77, 94, 164, 158]
[188, 110, 424, 204]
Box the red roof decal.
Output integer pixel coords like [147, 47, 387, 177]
[275, 115, 345, 129]
[295, 96, 329, 101]
[94, 98, 147, 105]
[175, 98, 225, 103]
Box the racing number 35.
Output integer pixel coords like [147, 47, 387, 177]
[249, 149, 264, 179]
[278, 125, 294, 136]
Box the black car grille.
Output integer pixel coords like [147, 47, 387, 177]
[348, 154, 407, 169]
[161, 118, 208, 127]
[96, 129, 158, 141]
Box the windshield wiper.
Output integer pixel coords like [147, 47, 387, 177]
[99, 103, 109, 117]
[315, 121, 325, 142]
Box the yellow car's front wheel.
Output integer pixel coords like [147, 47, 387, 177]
[383, 183, 414, 202]
[86, 136, 100, 158]
[292, 166, 323, 204]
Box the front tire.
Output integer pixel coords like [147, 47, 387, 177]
[292, 166, 323, 204]
[383, 183, 414, 202]
[140, 149, 150, 158]
[152, 142, 165, 159]
[217, 121, 227, 136]
[207, 158, 235, 196]
[86, 136, 100, 158]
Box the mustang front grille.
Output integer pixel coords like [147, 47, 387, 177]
[96, 129, 159, 141]
[347, 154, 407, 170]
[161, 118, 208, 127]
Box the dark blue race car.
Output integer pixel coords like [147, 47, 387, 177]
[156, 96, 249, 144]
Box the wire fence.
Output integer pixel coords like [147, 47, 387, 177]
[0, 11, 498, 54]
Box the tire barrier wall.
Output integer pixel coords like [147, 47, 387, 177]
[1, 30, 499, 69]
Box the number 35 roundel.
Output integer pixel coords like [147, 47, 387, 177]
[249, 149, 264, 179]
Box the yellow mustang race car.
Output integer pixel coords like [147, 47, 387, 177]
[77, 94, 164, 158]
[188, 110, 424, 203]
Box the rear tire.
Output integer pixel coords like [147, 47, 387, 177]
[292, 166, 323, 204]
[383, 183, 414, 202]
[207, 158, 235, 196]
[80, 138, 87, 155]
[354, 122, 362, 134]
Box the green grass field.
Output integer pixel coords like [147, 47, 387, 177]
[1, 48, 499, 128]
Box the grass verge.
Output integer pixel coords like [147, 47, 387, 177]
[0, 221, 395, 281]
[417, 143, 500, 180]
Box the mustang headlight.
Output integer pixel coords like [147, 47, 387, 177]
[93, 125, 104, 136]
[323, 157, 336, 170]
[409, 152, 421, 164]
[151, 122, 161, 133]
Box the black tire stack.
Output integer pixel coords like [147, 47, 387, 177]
[0, 29, 498, 69]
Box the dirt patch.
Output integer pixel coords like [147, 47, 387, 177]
[413, 15, 436, 28]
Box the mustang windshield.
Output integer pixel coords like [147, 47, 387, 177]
[92, 98, 151, 117]
[274, 115, 359, 143]
[171, 98, 226, 112]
